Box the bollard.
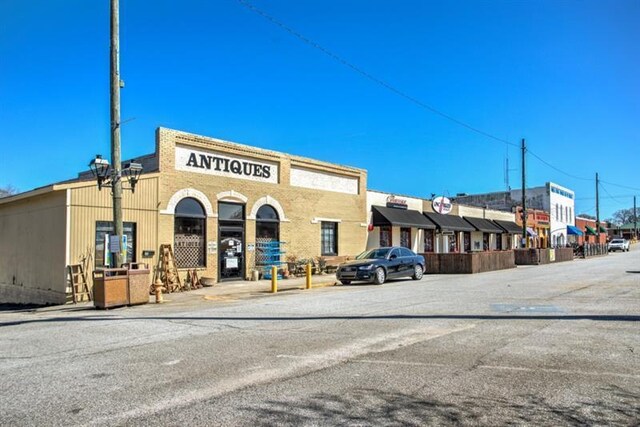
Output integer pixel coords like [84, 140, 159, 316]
[271, 266, 277, 293]
[305, 263, 312, 289]
[154, 279, 164, 304]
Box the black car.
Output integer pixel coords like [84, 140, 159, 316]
[336, 246, 426, 285]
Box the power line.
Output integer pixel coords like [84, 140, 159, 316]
[600, 180, 640, 191]
[236, 0, 519, 148]
[237, 0, 636, 192]
[599, 182, 631, 207]
[526, 150, 591, 181]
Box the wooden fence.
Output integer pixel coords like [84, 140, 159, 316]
[421, 251, 516, 274]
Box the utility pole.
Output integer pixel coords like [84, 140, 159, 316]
[634, 195, 637, 240]
[595, 173, 600, 245]
[521, 138, 527, 248]
[111, 0, 124, 267]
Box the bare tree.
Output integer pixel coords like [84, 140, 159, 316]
[607, 208, 635, 226]
[0, 185, 18, 198]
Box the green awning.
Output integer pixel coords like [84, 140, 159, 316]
[585, 225, 597, 235]
[599, 225, 607, 232]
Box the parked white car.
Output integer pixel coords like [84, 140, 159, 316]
[607, 239, 630, 252]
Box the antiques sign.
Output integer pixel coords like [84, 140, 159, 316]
[175, 145, 278, 184]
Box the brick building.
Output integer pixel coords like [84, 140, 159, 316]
[0, 128, 368, 305]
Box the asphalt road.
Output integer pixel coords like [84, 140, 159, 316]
[1, 249, 639, 426]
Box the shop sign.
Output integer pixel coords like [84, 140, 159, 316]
[386, 195, 408, 209]
[432, 196, 452, 215]
[175, 145, 278, 184]
[207, 241, 217, 254]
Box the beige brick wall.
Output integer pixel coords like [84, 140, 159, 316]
[156, 128, 368, 282]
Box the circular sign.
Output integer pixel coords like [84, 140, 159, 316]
[432, 196, 452, 215]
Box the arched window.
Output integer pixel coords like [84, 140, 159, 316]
[174, 197, 206, 268]
[256, 205, 279, 221]
[256, 204, 280, 241]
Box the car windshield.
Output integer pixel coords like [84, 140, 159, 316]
[611, 240, 623, 243]
[356, 248, 391, 260]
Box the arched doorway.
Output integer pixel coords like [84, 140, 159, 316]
[174, 197, 206, 268]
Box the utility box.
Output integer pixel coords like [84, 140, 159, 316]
[126, 263, 150, 305]
[93, 268, 128, 309]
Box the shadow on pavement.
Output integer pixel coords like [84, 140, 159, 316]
[1, 314, 639, 328]
[238, 386, 639, 426]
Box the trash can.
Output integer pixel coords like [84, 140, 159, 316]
[125, 263, 150, 306]
[93, 268, 128, 309]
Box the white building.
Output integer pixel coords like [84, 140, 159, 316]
[510, 182, 575, 247]
[455, 182, 575, 248]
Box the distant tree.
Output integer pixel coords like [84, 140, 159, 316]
[608, 208, 636, 226]
[0, 185, 17, 198]
[577, 213, 596, 220]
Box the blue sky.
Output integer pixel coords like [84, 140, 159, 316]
[1, 0, 638, 219]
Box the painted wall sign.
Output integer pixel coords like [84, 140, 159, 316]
[290, 166, 359, 195]
[432, 196, 452, 215]
[386, 195, 408, 209]
[175, 145, 278, 184]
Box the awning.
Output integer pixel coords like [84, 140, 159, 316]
[463, 216, 503, 233]
[599, 225, 607, 232]
[423, 212, 476, 232]
[371, 205, 436, 229]
[526, 227, 538, 237]
[567, 225, 584, 236]
[585, 225, 597, 236]
[493, 220, 522, 234]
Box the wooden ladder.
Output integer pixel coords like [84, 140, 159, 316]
[67, 264, 92, 303]
[153, 244, 183, 293]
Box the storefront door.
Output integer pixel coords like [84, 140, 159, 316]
[219, 226, 244, 281]
[218, 202, 245, 281]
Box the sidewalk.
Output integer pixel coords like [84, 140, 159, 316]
[168, 273, 339, 304]
[0, 273, 340, 316]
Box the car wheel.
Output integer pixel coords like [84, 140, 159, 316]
[373, 267, 386, 285]
[412, 264, 423, 280]
[340, 280, 351, 285]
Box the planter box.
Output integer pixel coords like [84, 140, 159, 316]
[93, 268, 128, 309]
[127, 264, 150, 305]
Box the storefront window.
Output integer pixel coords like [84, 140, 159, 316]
[423, 230, 434, 252]
[256, 205, 279, 240]
[496, 234, 503, 250]
[400, 227, 411, 249]
[321, 221, 338, 255]
[379, 226, 392, 247]
[95, 221, 136, 268]
[174, 198, 206, 268]
[483, 233, 490, 251]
